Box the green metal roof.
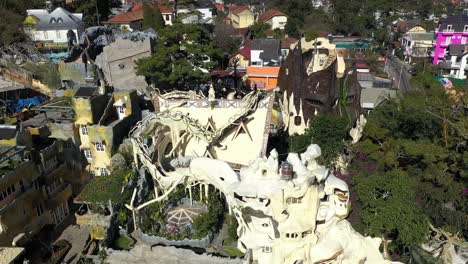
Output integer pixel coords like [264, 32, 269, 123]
[335, 44, 370, 49]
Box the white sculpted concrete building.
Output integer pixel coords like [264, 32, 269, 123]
[127, 90, 399, 264]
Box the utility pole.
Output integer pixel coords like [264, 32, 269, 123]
[95, 0, 100, 26]
[398, 64, 403, 91]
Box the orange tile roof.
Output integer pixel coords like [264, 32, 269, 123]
[104, 9, 143, 23]
[229, 5, 250, 15]
[258, 9, 287, 22]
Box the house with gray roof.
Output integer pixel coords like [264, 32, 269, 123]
[23, 7, 84, 52]
[251, 39, 282, 67]
[438, 44, 468, 79]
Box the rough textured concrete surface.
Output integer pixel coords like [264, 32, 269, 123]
[106, 245, 242, 264]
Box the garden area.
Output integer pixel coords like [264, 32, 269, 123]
[138, 184, 227, 241]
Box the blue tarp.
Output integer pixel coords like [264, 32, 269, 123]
[8, 96, 46, 113]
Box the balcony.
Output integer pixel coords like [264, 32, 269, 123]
[440, 42, 451, 47]
[441, 29, 455, 35]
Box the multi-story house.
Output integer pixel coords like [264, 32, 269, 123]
[258, 9, 288, 30]
[401, 27, 434, 63]
[0, 126, 73, 247]
[438, 44, 468, 79]
[23, 6, 84, 52]
[227, 5, 255, 29]
[433, 13, 468, 65]
[103, 3, 174, 31]
[73, 89, 141, 177]
[247, 39, 282, 90]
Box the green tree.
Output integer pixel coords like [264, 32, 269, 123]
[351, 70, 468, 249]
[272, 28, 284, 39]
[143, 2, 165, 30]
[304, 30, 319, 42]
[249, 22, 270, 39]
[72, 0, 120, 27]
[285, 18, 300, 39]
[0, 0, 45, 47]
[353, 169, 429, 246]
[136, 23, 221, 90]
[0, 10, 25, 47]
[289, 114, 349, 166]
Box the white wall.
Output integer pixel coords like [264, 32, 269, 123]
[270, 16, 287, 30]
[251, 50, 263, 66]
[162, 13, 174, 25]
[30, 29, 78, 43]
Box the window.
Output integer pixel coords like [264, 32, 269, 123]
[166, 14, 170, 21]
[36, 203, 44, 216]
[462, 37, 467, 44]
[81, 125, 88, 135]
[262, 247, 272, 253]
[96, 143, 105, 152]
[117, 106, 125, 114]
[446, 36, 452, 45]
[56, 30, 61, 39]
[447, 25, 453, 31]
[262, 223, 269, 227]
[464, 25, 468, 32]
[83, 149, 92, 159]
[44, 31, 49, 39]
[100, 168, 108, 176]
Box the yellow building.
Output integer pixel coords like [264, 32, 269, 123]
[73, 88, 141, 176]
[0, 133, 73, 246]
[228, 5, 255, 28]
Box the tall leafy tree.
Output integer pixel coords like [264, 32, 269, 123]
[289, 115, 349, 166]
[353, 169, 429, 246]
[143, 2, 165, 30]
[136, 23, 221, 90]
[350, 68, 468, 254]
[0, 0, 44, 47]
[249, 22, 270, 39]
[72, 0, 120, 27]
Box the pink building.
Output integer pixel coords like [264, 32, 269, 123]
[433, 14, 468, 65]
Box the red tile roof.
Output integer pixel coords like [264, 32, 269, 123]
[258, 9, 286, 22]
[230, 45, 251, 60]
[104, 9, 143, 23]
[356, 63, 369, 68]
[105, 2, 174, 24]
[229, 5, 250, 15]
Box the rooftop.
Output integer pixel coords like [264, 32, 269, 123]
[258, 9, 287, 23]
[449, 44, 468, 56]
[252, 38, 281, 64]
[104, 9, 144, 23]
[0, 126, 17, 140]
[229, 5, 250, 15]
[25, 7, 83, 30]
[440, 14, 468, 31]
[74, 87, 97, 98]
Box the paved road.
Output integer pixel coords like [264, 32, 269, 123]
[385, 57, 413, 93]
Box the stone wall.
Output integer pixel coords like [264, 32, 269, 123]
[133, 229, 213, 249]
